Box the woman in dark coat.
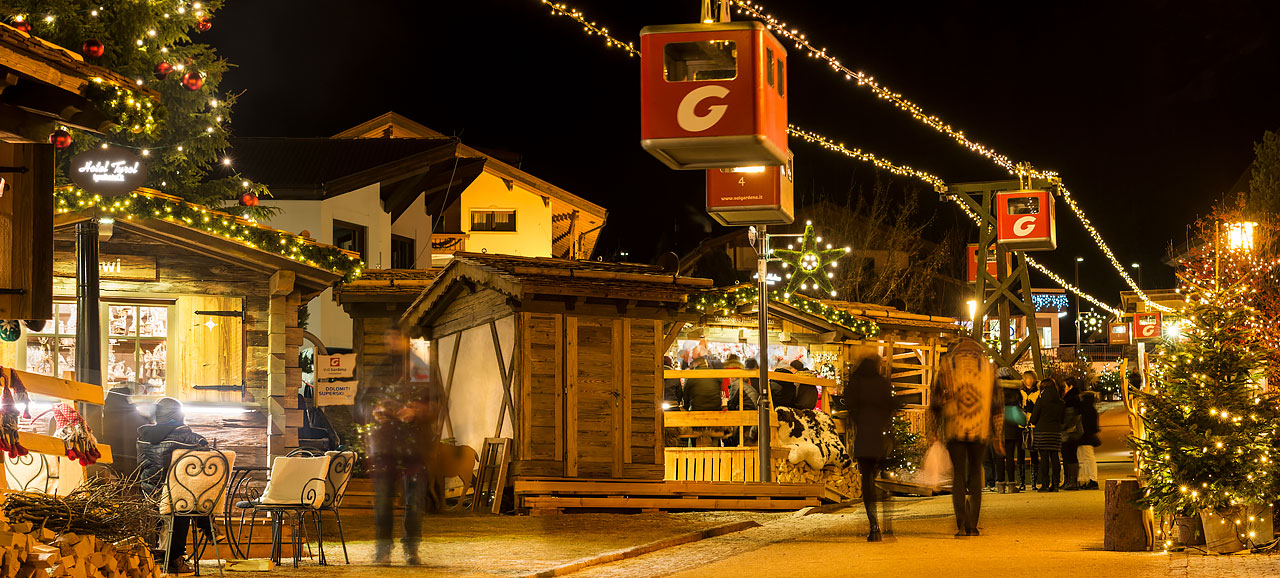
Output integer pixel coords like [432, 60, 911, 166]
[846, 354, 897, 542]
[1059, 378, 1084, 490]
[996, 368, 1025, 493]
[1029, 379, 1065, 492]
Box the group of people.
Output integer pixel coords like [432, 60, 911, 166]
[995, 368, 1103, 493]
[845, 336, 1106, 542]
[663, 353, 820, 413]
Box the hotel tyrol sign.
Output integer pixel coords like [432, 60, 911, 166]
[69, 148, 146, 195]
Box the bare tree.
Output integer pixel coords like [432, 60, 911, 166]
[787, 182, 958, 314]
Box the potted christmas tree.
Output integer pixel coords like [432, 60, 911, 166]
[1131, 285, 1280, 553]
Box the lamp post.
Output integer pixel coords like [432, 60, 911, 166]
[1074, 257, 1083, 346]
[1130, 262, 1142, 289]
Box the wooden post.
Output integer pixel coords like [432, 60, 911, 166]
[266, 271, 299, 459]
[1104, 478, 1150, 551]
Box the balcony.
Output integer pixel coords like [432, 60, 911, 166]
[430, 233, 469, 256]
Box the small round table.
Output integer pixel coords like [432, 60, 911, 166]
[223, 465, 270, 560]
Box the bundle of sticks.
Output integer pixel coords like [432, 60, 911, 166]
[1, 476, 159, 544]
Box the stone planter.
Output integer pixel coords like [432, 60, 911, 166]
[1198, 505, 1271, 553]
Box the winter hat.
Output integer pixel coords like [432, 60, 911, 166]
[153, 397, 184, 425]
[996, 366, 1016, 379]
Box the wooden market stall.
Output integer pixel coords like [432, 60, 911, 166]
[0, 190, 349, 467]
[662, 287, 961, 498]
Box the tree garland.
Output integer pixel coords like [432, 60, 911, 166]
[690, 285, 880, 337]
[55, 187, 364, 281]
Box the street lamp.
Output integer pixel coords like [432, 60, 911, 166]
[1130, 262, 1142, 288]
[1074, 257, 1083, 346]
[1225, 221, 1257, 252]
[967, 299, 978, 337]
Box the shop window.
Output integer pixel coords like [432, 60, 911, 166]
[333, 220, 368, 262]
[108, 304, 168, 394]
[766, 48, 775, 87]
[24, 303, 78, 378]
[391, 234, 416, 269]
[471, 210, 517, 232]
[664, 41, 737, 82]
[777, 59, 784, 97]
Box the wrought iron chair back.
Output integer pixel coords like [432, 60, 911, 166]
[160, 450, 237, 516]
[4, 453, 53, 493]
[320, 451, 356, 509]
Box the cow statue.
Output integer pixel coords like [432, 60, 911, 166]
[775, 407, 852, 471]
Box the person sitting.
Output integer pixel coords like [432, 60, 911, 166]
[682, 355, 723, 412]
[771, 365, 798, 409]
[137, 398, 209, 574]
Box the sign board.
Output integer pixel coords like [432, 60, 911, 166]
[316, 353, 356, 379]
[315, 380, 357, 407]
[53, 253, 157, 281]
[69, 148, 146, 196]
[1108, 322, 1131, 345]
[995, 189, 1057, 251]
[705, 151, 794, 225]
[1133, 312, 1162, 341]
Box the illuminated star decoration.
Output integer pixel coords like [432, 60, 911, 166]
[773, 221, 850, 298]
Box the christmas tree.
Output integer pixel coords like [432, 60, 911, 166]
[1131, 285, 1280, 519]
[4, 0, 266, 209]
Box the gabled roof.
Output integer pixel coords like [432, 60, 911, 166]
[401, 253, 712, 333]
[227, 137, 474, 221]
[334, 268, 441, 302]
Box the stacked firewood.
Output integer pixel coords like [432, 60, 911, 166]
[773, 458, 864, 500]
[0, 519, 161, 578]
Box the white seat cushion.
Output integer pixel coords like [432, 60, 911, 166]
[260, 455, 330, 508]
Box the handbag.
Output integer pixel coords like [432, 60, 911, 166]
[916, 441, 952, 490]
[1003, 404, 1027, 427]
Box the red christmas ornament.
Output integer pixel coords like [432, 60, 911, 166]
[11, 20, 31, 34]
[48, 129, 71, 149]
[238, 190, 259, 207]
[154, 61, 174, 80]
[82, 39, 105, 59]
[181, 70, 204, 91]
[197, 16, 212, 32]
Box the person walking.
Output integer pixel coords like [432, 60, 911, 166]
[995, 367, 1025, 494]
[1076, 390, 1102, 489]
[1019, 371, 1040, 490]
[103, 386, 147, 477]
[846, 353, 898, 541]
[931, 336, 1001, 537]
[1060, 377, 1085, 490]
[1029, 379, 1066, 492]
[137, 398, 208, 574]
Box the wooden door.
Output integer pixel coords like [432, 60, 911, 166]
[565, 316, 623, 478]
[173, 295, 244, 403]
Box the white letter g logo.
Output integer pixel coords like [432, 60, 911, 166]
[677, 86, 729, 132]
[1013, 216, 1036, 237]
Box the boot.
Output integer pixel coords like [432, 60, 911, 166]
[867, 521, 882, 542]
[403, 540, 422, 566]
[998, 482, 1008, 494]
[1063, 465, 1079, 490]
[374, 541, 392, 565]
[1009, 482, 1021, 493]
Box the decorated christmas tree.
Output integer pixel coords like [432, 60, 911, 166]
[4, 0, 266, 209]
[1131, 285, 1280, 520]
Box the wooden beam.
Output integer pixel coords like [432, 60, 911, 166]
[662, 321, 686, 353]
[5, 368, 103, 405]
[18, 432, 112, 464]
[269, 270, 295, 296]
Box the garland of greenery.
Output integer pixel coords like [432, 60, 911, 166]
[690, 285, 880, 337]
[55, 187, 364, 281]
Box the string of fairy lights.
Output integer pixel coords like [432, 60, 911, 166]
[55, 187, 364, 280]
[537, 0, 1151, 320]
[731, 0, 1170, 312]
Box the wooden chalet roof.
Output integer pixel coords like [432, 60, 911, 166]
[336, 113, 609, 258]
[54, 207, 345, 298]
[334, 268, 441, 302]
[700, 287, 960, 339]
[401, 252, 713, 331]
[0, 23, 159, 139]
[226, 137, 469, 222]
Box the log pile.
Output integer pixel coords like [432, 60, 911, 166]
[773, 458, 863, 500]
[0, 519, 162, 578]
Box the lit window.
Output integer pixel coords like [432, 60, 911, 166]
[471, 210, 516, 232]
[664, 41, 737, 82]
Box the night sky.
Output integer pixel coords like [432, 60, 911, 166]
[206, 1, 1280, 312]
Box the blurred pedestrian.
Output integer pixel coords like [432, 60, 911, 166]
[995, 367, 1025, 494]
[103, 385, 146, 476]
[1030, 378, 1065, 492]
[1077, 390, 1102, 489]
[1060, 377, 1085, 490]
[846, 353, 898, 541]
[931, 336, 1001, 537]
[355, 330, 440, 565]
[1019, 371, 1040, 490]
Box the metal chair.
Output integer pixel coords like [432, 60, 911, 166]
[3, 453, 54, 493]
[159, 449, 236, 577]
[238, 453, 329, 567]
[316, 450, 357, 564]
